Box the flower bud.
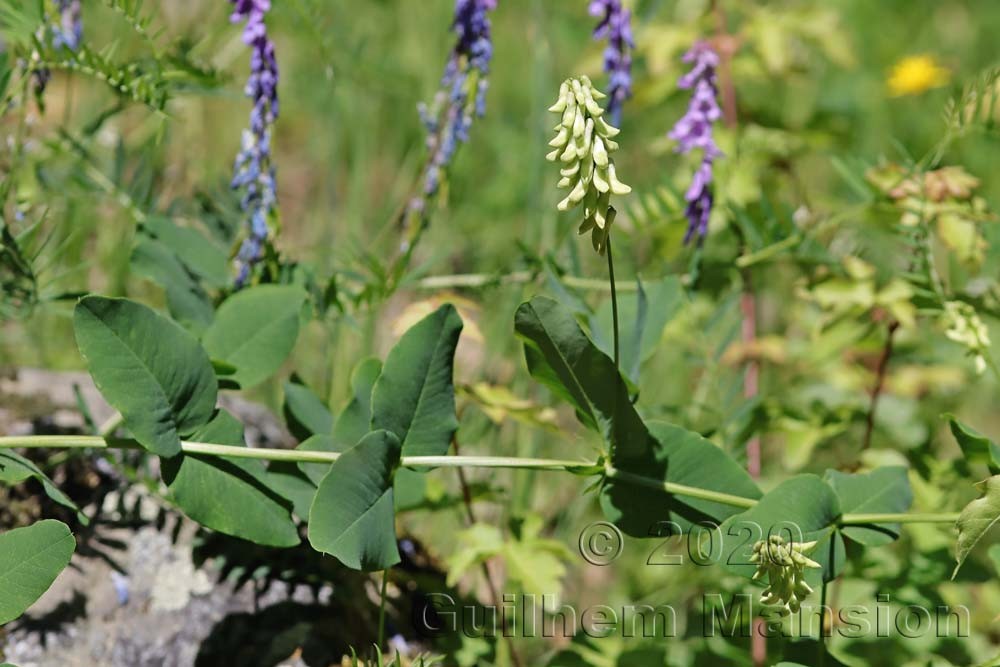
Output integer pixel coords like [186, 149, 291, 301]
[749, 535, 821, 616]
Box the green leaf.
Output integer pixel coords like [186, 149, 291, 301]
[824, 467, 912, 546]
[393, 467, 428, 511]
[0, 451, 87, 524]
[203, 285, 307, 389]
[131, 238, 213, 334]
[265, 462, 317, 520]
[720, 474, 844, 583]
[286, 359, 384, 484]
[0, 1, 44, 49]
[296, 434, 338, 485]
[600, 421, 761, 534]
[515, 296, 651, 459]
[948, 416, 1000, 474]
[988, 543, 1000, 577]
[371, 305, 462, 457]
[447, 514, 571, 604]
[308, 430, 402, 570]
[0, 520, 76, 624]
[143, 216, 229, 288]
[335, 357, 382, 448]
[954, 475, 1000, 578]
[446, 523, 505, 587]
[592, 276, 686, 382]
[282, 378, 334, 441]
[162, 410, 299, 547]
[335, 357, 432, 508]
[74, 296, 217, 457]
[504, 515, 572, 603]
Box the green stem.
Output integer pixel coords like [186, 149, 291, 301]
[606, 232, 620, 369]
[97, 414, 124, 439]
[0, 435, 963, 526]
[377, 568, 389, 650]
[604, 465, 757, 509]
[0, 436, 592, 469]
[838, 512, 959, 525]
[413, 270, 654, 293]
[734, 234, 802, 268]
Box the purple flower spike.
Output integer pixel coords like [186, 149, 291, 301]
[229, 0, 280, 286]
[53, 0, 82, 51]
[668, 41, 722, 244]
[588, 0, 633, 126]
[415, 0, 497, 208]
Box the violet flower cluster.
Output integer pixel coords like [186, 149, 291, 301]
[53, 0, 83, 51]
[414, 0, 497, 211]
[668, 42, 722, 244]
[588, 0, 633, 127]
[228, 0, 280, 286]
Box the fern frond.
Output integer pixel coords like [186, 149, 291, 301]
[0, 0, 43, 49]
[942, 66, 1000, 137]
[49, 130, 151, 224]
[101, 0, 164, 54]
[34, 41, 169, 112]
[0, 216, 39, 322]
[624, 185, 684, 229]
[929, 66, 1000, 166]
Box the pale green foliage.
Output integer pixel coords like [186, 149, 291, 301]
[955, 475, 1000, 578]
[447, 513, 572, 605]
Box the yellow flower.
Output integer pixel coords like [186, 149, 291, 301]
[887, 55, 950, 97]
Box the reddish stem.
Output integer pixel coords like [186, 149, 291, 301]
[712, 1, 762, 662]
[741, 287, 761, 479]
[861, 320, 900, 451]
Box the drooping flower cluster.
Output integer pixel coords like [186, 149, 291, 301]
[547, 76, 631, 254]
[228, 0, 280, 286]
[750, 536, 821, 616]
[668, 42, 722, 244]
[588, 0, 633, 126]
[414, 0, 497, 210]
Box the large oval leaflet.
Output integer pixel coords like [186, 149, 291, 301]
[202, 284, 307, 390]
[514, 295, 649, 456]
[370, 304, 463, 458]
[161, 410, 300, 548]
[308, 429, 403, 571]
[73, 296, 218, 457]
[0, 520, 76, 625]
